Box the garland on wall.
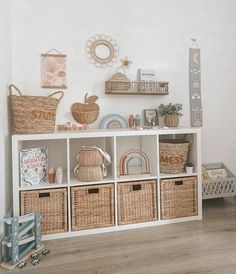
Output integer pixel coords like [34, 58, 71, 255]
[189, 39, 202, 127]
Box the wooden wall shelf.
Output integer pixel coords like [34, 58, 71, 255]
[105, 80, 169, 95]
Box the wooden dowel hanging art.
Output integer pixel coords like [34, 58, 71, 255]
[41, 48, 67, 89]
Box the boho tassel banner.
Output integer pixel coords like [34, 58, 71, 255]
[41, 48, 67, 89]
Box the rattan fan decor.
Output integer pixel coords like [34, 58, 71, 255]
[71, 93, 99, 128]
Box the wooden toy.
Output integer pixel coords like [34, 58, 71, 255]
[0, 212, 49, 270]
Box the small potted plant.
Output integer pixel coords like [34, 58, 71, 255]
[158, 103, 183, 127]
[185, 162, 194, 174]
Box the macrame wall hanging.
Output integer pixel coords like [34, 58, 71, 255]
[41, 48, 67, 89]
[189, 39, 202, 127]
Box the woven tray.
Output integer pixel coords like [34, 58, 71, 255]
[160, 176, 198, 220]
[71, 184, 115, 230]
[20, 188, 68, 234]
[118, 180, 157, 225]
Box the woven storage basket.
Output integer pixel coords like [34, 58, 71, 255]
[20, 188, 67, 234]
[118, 180, 157, 225]
[107, 67, 130, 92]
[9, 84, 63, 134]
[71, 184, 114, 230]
[78, 148, 103, 166]
[74, 166, 103, 181]
[159, 139, 190, 174]
[160, 176, 198, 220]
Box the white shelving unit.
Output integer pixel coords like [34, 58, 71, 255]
[12, 127, 202, 240]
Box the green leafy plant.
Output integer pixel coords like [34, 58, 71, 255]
[158, 103, 183, 117]
[185, 162, 193, 167]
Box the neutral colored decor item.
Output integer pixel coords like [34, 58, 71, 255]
[105, 80, 168, 95]
[202, 163, 236, 199]
[55, 166, 63, 184]
[134, 114, 141, 127]
[160, 176, 198, 220]
[74, 146, 111, 182]
[99, 114, 127, 129]
[189, 39, 202, 127]
[137, 69, 156, 81]
[107, 66, 130, 91]
[185, 162, 194, 174]
[119, 149, 150, 176]
[41, 48, 67, 89]
[71, 184, 115, 230]
[86, 34, 119, 68]
[158, 103, 183, 127]
[128, 114, 135, 128]
[144, 109, 158, 127]
[71, 93, 99, 128]
[159, 139, 190, 174]
[9, 84, 63, 134]
[20, 147, 48, 186]
[117, 180, 157, 225]
[20, 188, 68, 235]
[48, 167, 55, 183]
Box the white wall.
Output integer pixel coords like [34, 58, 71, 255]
[11, 0, 236, 173]
[0, 0, 12, 234]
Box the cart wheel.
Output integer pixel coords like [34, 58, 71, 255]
[31, 252, 40, 259]
[17, 261, 27, 269]
[31, 258, 40, 265]
[42, 248, 50, 256]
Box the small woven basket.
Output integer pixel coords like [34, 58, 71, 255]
[159, 139, 190, 174]
[78, 148, 103, 166]
[74, 165, 103, 181]
[9, 84, 63, 134]
[108, 67, 130, 91]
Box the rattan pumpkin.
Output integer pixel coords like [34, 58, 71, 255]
[108, 67, 130, 91]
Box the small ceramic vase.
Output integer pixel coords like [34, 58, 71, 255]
[55, 166, 63, 184]
[48, 167, 55, 184]
[128, 115, 135, 128]
[135, 114, 141, 127]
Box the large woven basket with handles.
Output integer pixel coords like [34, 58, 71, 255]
[9, 84, 63, 134]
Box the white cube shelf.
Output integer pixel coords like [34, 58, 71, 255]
[12, 127, 202, 240]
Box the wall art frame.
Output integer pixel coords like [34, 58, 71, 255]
[41, 48, 67, 89]
[143, 109, 158, 126]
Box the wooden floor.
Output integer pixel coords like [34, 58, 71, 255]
[1, 198, 236, 274]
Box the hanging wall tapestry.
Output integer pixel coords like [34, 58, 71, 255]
[189, 39, 202, 127]
[41, 48, 67, 89]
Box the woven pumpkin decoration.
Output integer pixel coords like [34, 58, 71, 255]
[109, 67, 130, 91]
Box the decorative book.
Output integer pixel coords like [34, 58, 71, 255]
[20, 147, 48, 186]
[207, 168, 227, 180]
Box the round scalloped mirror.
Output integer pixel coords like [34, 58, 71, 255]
[86, 34, 119, 68]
